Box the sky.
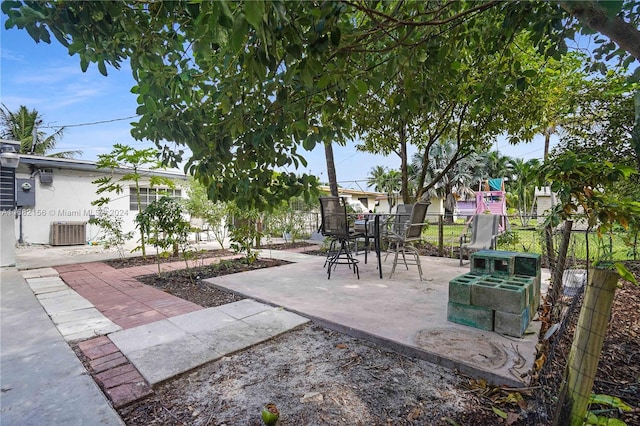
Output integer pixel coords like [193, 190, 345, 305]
[1, 15, 561, 191]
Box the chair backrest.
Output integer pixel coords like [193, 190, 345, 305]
[469, 214, 500, 246]
[404, 202, 430, 240]
[319, 197, 350, 237]
[392, 204, 413, 234]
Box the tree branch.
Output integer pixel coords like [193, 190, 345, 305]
[559, 1, 640, 60]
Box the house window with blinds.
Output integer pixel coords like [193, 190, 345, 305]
[130, 187, 182, 211]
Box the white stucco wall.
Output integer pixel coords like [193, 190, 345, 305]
[14, 166, 185, 245]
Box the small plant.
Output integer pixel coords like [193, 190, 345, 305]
[227, 205, 262, 264]
[88, 208, 133, 259]
[136, 196, 191, 277]
[498, 230, 520, 251]
[584, 393, 632, 426]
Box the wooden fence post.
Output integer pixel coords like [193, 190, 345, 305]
[553, 267, 620, 426]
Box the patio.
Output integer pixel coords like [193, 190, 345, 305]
[206, 248, 549, 387]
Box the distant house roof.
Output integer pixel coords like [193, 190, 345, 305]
[17, 154, 188, 180]
[318, 185, 385, 198]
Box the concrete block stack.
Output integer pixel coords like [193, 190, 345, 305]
[447, 250, 541, 337]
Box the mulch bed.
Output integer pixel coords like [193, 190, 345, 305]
[135, 257, 290, 308]
[104, 248, 235, 269]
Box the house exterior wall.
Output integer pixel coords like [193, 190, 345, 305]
[14, 165, 185, 245]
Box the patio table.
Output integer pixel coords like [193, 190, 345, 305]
[354, 213, 391, 279]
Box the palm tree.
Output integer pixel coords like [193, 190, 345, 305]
[366, 165, 388, 192]
[0, 104, 81, 158]
[367, 166, 401, 212]
[482, 150, 513, 181]
[412, 140, 485, 222]
[507, 158, 541, 226]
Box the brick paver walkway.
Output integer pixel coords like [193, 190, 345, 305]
[54, 254, 243, 407]
[56, 262, 201, 329]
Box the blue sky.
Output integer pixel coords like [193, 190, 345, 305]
[2, 17, 557, 191]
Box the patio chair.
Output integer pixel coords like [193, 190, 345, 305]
[459, 214, 501, 266]
[319, 196, 362, 279]
[384, 202, 430, 281]
[384, 204, 413, 262]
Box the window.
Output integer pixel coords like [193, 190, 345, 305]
[130, 187, 182, 210]
[358, 197, 369, 208]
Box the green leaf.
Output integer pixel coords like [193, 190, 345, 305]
[355, 79, 368, 94]
[230, 14, 248, 51]
[217, 0, 234, 28]
[589, 394, 632, 411]
[347, 85, 358, 105]
[614, 263, 637, 285]
[491, 407, 508, 419]
[98, 60, 107, 76]
[244, 0, 264, 29]
[80, 56, 89, 72]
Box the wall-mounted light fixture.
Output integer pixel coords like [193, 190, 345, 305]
[0, 140, 20, 169]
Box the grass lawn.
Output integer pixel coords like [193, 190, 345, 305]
[421, 219, 637, 262]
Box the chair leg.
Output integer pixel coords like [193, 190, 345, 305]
[326, 238, 359, 280]
[389, 249, 400, 279]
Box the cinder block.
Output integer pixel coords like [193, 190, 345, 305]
[514, 253, 541, 277]
[494, 307, 531, 338]
[447, 301, 494, 331]
[470, 256, 490, 275]
[472, 281, 529, 314]
[512, 275, 539, 314]
[471, 250, 516, 276]
[448, 273, 488, 305]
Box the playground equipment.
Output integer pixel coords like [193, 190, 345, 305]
[456, 178, 508, 231]
[475, 178, 508, 231]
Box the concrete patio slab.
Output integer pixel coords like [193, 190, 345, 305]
[20, 267, 59, 279]
[216, 298, 273, 319]
[167, 307, 236, 334]
[108, 320, 187, 354]
[204, 250, 548, 387]
[109, 303, 310, 386]
[123, 335, 219, 385]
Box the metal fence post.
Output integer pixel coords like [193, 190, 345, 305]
[438, 215, 444, 257]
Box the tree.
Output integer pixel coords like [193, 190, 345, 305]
[538, 151, 639, 425]
[0, 104, 81, 158]
[366, 166, 401, 211]
[183, 177, 231, 249]
[135, 196, 191, 276]
[411, 140, 486, 222]
[507, 158, 541, 225]
[6, 1, 638, 210]
[92, 143, 176, 258]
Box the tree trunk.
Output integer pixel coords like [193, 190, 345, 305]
[324, 142, 339, 197]
[632, 90, 640, 170]
[549, 220, 573, 322]
[553, 267, 620, 426]
[134, 176, 147, 258]
[399, 121, 409, 204]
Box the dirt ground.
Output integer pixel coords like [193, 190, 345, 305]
[105, 244, 638, 426]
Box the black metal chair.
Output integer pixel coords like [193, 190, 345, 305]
[384, 201, 430, 281]
[319, 197, 362, 279]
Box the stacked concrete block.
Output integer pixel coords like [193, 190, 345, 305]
[447, 250, 541, 337]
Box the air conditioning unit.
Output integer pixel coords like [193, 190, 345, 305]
[50, 221, 86, 246]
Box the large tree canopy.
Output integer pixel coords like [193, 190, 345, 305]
[3, 1, 638, 208]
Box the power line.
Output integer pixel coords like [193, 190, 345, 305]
[40, 115, 141, 129]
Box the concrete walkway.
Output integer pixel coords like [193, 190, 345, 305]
[0, 268, 124, 425]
